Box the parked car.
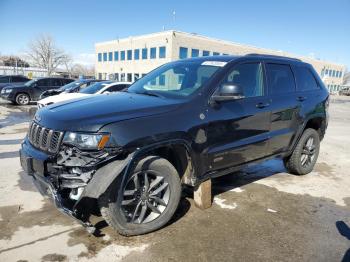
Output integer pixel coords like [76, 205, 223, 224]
[0, 75, 30, 92]
[20, 54, 329, 236]
[339, 87, 350, 96]
[37, 81, 132, 108]
[0, 77, 74, 105]
[39, 79, 101, 99]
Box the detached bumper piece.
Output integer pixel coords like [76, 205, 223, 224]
[32, 173, 97, 234]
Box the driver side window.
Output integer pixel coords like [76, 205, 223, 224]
[223, 63, 264, 97]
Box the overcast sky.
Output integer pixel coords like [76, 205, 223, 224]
[0, 0, 349, 68]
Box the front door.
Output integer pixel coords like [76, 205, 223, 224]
[205, 62, 271, 171]
[33, 79, 51, 100]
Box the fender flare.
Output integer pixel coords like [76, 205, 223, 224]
[81, 139, 196, 199]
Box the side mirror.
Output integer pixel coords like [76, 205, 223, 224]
[211, 84, 244, 103]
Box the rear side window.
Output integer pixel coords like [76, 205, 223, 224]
[37, 79, 50, 86]
[294, 66, 319, 91]
[12, 76, 28, 82]
[51, 79, 62, 86]
[266, 63, 296, 95]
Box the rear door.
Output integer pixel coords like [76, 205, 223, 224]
[265, 62, 299, 155]
[50, 78, 63, 89]
[206, 61, 271, 170]
[34, 79, 51, 100]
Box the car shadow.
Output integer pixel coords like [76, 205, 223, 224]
[336, 221, 350, 262]
[211, 158, 287, 196]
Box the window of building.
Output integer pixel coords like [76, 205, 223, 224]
[108, 52, 113, 61]
[114, 51, 119, 61]
[98, 73, 102, 80]
[121, 51, 125, 60]
[339, 71, 343, 78]
[127, 73, 132, 82]
[266, 63, 296, 94]
[134, 73, 140, 82]
[329, 70, 333, 77]
[325, 69, 329, 76]
[223, 53, 229, 55]
[179, 47, 188, 59]
[213, 52, 220, 56]
[223, 62, 264, 97]
[294, 66, 319, 91]
[127, 50, 132, 60]
[150, 47, 156, 59]
[203, 50, 210, 56]
[332, 70, 336, 77]
[120, 73, 126, 81]
[191, 49, 199, 57]
[159, 46, 166, 58]
[159, 74, 165, 86]
[142, 48, 148, 59]
[321, 68, 325, 77]
[98, 53, 102, 62]
[134, 49, 140, 60]
[114, 73, 119, 81]
[103, 52, 107, 61]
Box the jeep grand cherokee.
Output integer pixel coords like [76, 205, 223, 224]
[19, 54, 329, 236]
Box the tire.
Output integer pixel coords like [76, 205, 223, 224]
[99, 156, 181, 236]
[284, 128, 320, 175]
[15, 93, 30, 105]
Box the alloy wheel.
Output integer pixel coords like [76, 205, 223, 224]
[301, 136, 316, 168]
[121, 170, 170, 224]
[17, 94, 29, 105]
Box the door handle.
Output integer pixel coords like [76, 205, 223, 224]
[256, 102, 270, 108]
[297, 96, 307, 102]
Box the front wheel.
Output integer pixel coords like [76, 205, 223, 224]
[15, 93, 30, 105]
[99, 156, 181, 236]
[284, 128, 320, 175]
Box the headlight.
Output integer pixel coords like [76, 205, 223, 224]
[63, 132, 110, 150]
[2, 88, 12, 93]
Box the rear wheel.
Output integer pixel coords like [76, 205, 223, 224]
[15, 93, 30, 105]
[99, 156, 181, 236]
[284, 128, 320, 175]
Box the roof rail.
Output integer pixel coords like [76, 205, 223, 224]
[245, 53, 302, 62]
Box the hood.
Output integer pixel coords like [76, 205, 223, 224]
[39, 93, 89, 105]
[36, 92, 184, 132]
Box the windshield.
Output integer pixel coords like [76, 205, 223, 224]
[24, 79, 37, 87]
[127, 60, 224, 98]
[79, 81, 113, 94]
[60, 80, 83, 92]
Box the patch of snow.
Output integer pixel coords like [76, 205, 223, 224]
[214, 197, 237, 210]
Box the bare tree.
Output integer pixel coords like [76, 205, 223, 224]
[26, 34, 69, 76]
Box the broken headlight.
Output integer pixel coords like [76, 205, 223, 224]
[63, 132, 110, 150]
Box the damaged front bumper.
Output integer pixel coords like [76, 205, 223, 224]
[19, 138, 133, 234]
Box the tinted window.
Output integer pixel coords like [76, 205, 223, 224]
[213, 52, 220, 56]
[37, 79, 50, 86]
[294, 66, 319, 91]
[103, 52, 107, 61]
[0, 76, 10, 83]
[159, 46, 166, 58]
[223, 63, 264, 97]
[114, 51, 119, 61]
[191, 49, 199, 57]
[127, 50, 132, 60]
[150, 48, 156, 59]
[266, 63, 295, 94]
[179, 47, 188, 59]
[121, 51, 125, 60]
[142, 48, 148, 59]
[106, 84, 128, 92]
[98, 53, 102, 62]
[12, 76, 28, 82]
[134, 49, 140, 60]
[51, 79, 62, 86]
[203, 50, 210, 56]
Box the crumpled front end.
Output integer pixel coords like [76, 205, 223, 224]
[19, 121, 132, 233]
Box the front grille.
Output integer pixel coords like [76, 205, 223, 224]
[28, 122, 64, 153]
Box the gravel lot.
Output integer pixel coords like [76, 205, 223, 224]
[0, 97, 349, 262]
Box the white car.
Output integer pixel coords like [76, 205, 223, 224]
[37, 81, 131, 108]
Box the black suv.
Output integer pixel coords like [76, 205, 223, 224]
[1, 77, 74, 105]
[0, 75, 30, 92]
[19, 55, 329, 236]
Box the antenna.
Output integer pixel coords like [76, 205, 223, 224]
[172, 10, 176, 28]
